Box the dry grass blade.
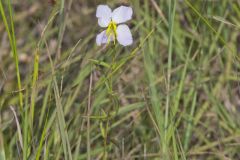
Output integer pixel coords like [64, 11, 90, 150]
[10, 106, 23, 150]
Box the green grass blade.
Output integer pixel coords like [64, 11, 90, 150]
[183, 91, 197, 151]
[46, 41, 73, 160]
[164, 0, 177, 157]
[30, 50, 39, 128]
[0, 0, 23, 109]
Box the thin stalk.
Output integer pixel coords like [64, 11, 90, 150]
[56, 0, 65, 59]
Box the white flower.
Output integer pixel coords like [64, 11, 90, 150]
[96, 5, 133, 46]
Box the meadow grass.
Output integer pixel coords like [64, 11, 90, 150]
[0, 0, 240, 159]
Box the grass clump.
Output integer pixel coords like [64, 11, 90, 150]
[0, 0, 240, 159]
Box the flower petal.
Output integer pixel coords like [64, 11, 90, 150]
[96, 5, 112, 27]
[112, 6, 133, 24]
[96, 30, 113, 46]
[116, 24, 133, 46]
[96, 5, 112, 18]
[96, 30, 108, 46]
[98, 18, 111, 27]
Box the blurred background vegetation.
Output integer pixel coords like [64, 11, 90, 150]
[0, 0, 240, 159]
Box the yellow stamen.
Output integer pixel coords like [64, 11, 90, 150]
[106, 21, 117, 44]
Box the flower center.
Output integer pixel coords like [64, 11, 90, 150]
[106, 21, 117, 44]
